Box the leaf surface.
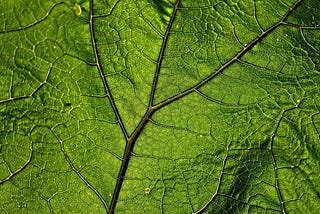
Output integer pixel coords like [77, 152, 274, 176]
[0, 0, 320, 213]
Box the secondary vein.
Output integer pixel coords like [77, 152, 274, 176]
[149, 0, 182, 107]
[153, 0, 304, 111]
[89, 0, 129, 140]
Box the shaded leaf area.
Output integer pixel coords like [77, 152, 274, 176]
[0, 0, 320, 213]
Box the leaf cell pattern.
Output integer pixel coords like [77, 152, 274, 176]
[0, 0, 320, 213]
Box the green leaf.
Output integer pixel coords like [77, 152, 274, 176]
[1, 0, 320, 213]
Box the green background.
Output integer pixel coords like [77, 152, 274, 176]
[0, 0, 320, 213]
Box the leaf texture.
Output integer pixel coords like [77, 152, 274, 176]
[0, 0, 320, 213]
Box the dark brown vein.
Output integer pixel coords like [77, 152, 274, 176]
[91, 0, 304, 213]
[109, 108, 154, 213]
[89, 0, 128, 140]
[149, 0, 182, 107]
[109, 1, 182, 212]
[153, 0, 304, 111]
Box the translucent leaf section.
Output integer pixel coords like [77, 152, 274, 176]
[0, 0, 320, 213]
